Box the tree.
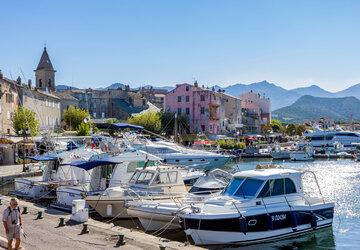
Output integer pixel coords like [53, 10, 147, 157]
[127, 112, 162, 134]
[76, 122, 90, 136]
[160, 111, 190, 135]
[286, 123, 297, 136]
[270, 119, 282, 132]
[63, 106, 89, 131]
[262, 123, 272, 134]
[296, 124, 306, 136]
[11, 106, 40, 137]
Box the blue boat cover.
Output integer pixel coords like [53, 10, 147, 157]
[23, 155, 60, 161]
[67, 141, 79, 151]
[68, 160, 114, 171]
[96, 123, 144, 130]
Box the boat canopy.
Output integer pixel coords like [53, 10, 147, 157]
[96, 123, 144, 130]
[68, 160, 115, 171]
[22, 155, 61, 161]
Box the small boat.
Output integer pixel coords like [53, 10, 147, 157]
[126, 169, 232, 231]
[85, 165, 189, 218]
[179, 168, 334, 245]
[270, 145, 291, 160]
[290, 146, 314, 161]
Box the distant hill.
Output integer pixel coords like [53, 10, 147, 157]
[56, 85, 78, 90]
[214, 81, 301, 110]
[95, 83, 125, 90]
[291, 85, 334, 97]
[272, 95, 360, 123]
[334, 83, 360, 98]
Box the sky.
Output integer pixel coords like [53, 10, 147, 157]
[1, 0, 360, 92]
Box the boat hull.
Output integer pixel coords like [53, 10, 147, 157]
[180, 206, 334, 245]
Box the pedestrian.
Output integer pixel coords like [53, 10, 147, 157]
[2, 198, 22, 250]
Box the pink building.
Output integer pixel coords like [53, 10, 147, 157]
[165, 82, 221, 134]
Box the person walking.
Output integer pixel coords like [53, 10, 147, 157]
[2, 198, 22, 250]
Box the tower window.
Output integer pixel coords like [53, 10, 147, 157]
[39, 79, 42, 87]
[48, 79, 51, 87]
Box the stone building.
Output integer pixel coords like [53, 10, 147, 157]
[34, 47, 56, 92]
[216, 90, 242, 135]
[0, 70, 19, 134]
[53, 91, 79, 119]
[138, 87, 167, 110]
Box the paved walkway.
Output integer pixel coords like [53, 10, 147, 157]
[0, 196, 203, 250]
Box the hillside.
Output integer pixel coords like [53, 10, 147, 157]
[272, 95, 360, 123]
[291, 85, 334, 97]
[215, 81, 301, 110]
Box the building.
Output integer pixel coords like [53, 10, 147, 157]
[138, 87, 167, 110]
[34, 47, 56, 92]
[0, 70, 19, 134]
[216, 90, 242, 135]
[240, 91, 271, 134]
[53, 91, 79, 119]
[165, 82, 221, 134]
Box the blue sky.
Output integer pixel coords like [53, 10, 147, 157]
[1, 0, 360, 91]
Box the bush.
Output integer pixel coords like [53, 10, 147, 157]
[234, 142, 246, 150]
[216, 139, 235, 150]
[76, 122, 90, 136]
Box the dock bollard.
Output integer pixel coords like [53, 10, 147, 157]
[81, 223, 89, 234]
[116, 233, 126, 246]
[36, 211, 43, 219]
[22, 206, 28, 214]
[59, 217, 66, 227]
[160, 245, 166, 250]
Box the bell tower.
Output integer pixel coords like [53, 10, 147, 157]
[34, 46, 56, 91]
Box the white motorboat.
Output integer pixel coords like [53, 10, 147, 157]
[270, 145, 291, 160]
[179, 168, 334, 246]
[9, 148, 100, 199]
[85, 165, 188, 218]
[290, 146, 314, 161]
[51, 149, 162, 210]
[126, 169, 232, 231]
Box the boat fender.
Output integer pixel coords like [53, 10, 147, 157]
[106, 204, 112, 216]
[290, 213, 298, 231]
[266, 214, 273, 231]
[310, 213, 317, 229]
[239, 216, 248, 235]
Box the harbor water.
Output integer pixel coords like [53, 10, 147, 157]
[221, 158, 360, 250]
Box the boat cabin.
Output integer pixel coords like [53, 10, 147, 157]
[222, 168, 303, 199]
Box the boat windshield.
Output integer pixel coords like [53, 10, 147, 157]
[223, 177, 264, 198]
[135, 171, 155, 185]
[129, 171, 141, 184]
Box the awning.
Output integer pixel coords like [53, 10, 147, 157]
[67, 160, 115, 171]
[23, 155, 60, 161]
[95, 123, 144, 130]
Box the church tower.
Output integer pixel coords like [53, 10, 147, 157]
[34, 46, 56, 91]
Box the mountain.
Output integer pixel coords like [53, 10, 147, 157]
[56, 85, 78, 90]
[140, 85, 174, 91]
[291, 85, 334, 97]
[272, 95, 360, 123]
[334, 83, 360, 98]
[95, 83, 125, 90]
[216, 81, 301, 110]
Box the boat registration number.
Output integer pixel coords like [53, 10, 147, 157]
[272, 214, 286, 221]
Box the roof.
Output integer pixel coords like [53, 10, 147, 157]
[36, 47, 55, 71]
[53, 92, 79, 101]
[233, 168, 302, 180]
[112, 98, 147, 114]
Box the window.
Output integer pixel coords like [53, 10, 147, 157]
[285, 178, 297, 194]
[186, 86, 189, 91]
[200, 95, 205, 101]
[210, 125, 212, 131]
[93, 103, 96, 108]
[7, 111, 10, 120]
[0, 104, 2, 114]
[129, 171, 141, 184]
[102, 112, 105, 118]
[223, 178, 245, 196]
[186, 108, 190, 115]
[271, 179, 284, 196]
[178, 96, 182, 102]
[201, 125, 205, 132]
[258, 180, 270, 198]
[201, 107, 205, 114]
[48, 79, 51, 87]
[135, 172, 154, 185]
[177, 108, 182, 115]
[39, 79, 42, 87]
[234, 178, 264, 198]
[93, 113, 96, 118]
[186, 96, 190, 102]
[153, 172, 178, 184]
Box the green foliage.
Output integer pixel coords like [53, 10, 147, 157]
[270, 119, 282, 132]
[127, 112, 162, 134]
[216, 139, 235, 149]
[93, 127, 99, 134]
[107, 119, 120, 123]
[11, 106, 40, 137]
[76, 122, 90, 136]
[63, 106, 89, 131]
[286, 123, 297, 136]
[159, 111, 189, 135]
[262, 123, 272, 134]
[234, 142, 246, 150]
[296, 124, 306, 135]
